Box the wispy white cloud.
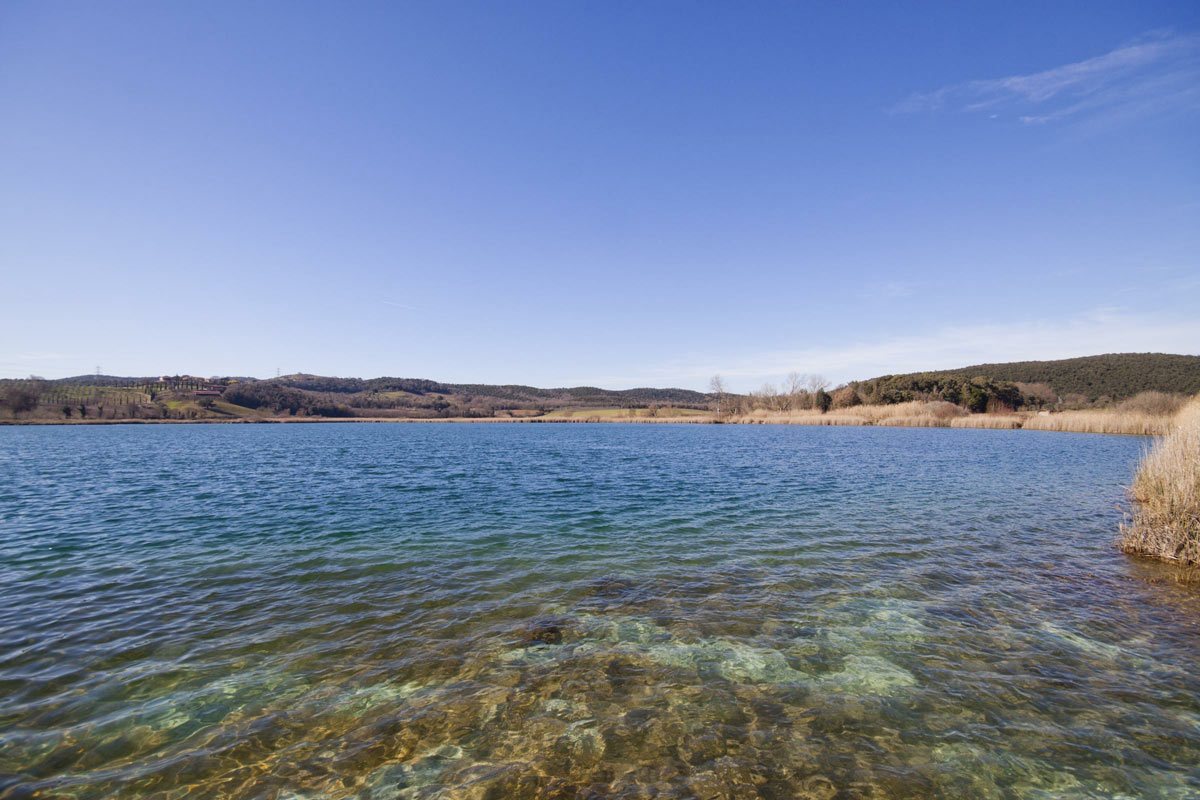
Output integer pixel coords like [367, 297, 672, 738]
[589, 309, 1200, 391]
[893, 31, 1200, 127]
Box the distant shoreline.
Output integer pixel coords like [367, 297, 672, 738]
[0, 412, 1168, 435]
[5, 354, 1194, 434]
[0, 416, 712, 426]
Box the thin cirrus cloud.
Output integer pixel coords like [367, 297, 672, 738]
[600, 309, 1200, 391]
[893, 30, 1200, 126]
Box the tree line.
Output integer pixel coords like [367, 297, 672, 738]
[709, 373, 838, 416]
[708, 371, 1031, 415]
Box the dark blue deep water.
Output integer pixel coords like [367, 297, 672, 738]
[1, 423, 1198, 799]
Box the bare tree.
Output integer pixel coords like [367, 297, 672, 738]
[806, 374, 830, 394]
[752, 382, 772, 410]
[779, 372, 820, 410]
[754, 382, 789, 412]
[785, 372, 805, 409]
[709, 375, 727, 417]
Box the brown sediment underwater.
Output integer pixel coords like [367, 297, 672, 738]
[2, 423, 1199, 799]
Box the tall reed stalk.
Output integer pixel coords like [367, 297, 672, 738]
[1024, 410, 1172, 436]
[1120, 397, 1200, 566]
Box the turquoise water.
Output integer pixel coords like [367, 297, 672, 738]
[1, 423, 1198, 799]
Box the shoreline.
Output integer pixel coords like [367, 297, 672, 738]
[0, 413, 1164, 435]
[1119, 396, 1200, 568]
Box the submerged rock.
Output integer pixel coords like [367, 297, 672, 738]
[587, 575, 638, 598]
[579, 575, 657, 611]
[519, 616, 574, 647]
[793, 774, 838, 800]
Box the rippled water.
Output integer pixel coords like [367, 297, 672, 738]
[2, 423, 1199, 799]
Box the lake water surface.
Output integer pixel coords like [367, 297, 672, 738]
[1, 424, 1199, 799]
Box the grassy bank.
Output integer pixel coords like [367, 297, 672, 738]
[1120, 397, 1200, 567]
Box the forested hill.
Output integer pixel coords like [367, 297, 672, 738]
[264, 375, 711, 407]
[6, 353, 1198, 422]
[42, 374, 711, 407]
[1, 373, 714, 421]
[855, 353, 1200, 404]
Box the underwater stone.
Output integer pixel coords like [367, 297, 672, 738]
[586, 575, 637, 598]
[676, 733, 724, 766]
[794, 774, 838, 800]
[524, 623, 563, 646]
[553, 725, 605, 770]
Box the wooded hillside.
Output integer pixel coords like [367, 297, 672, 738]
[875, 353, 1200, 403]
[4, 353, 1196, 421]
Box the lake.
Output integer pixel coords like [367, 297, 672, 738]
[1, 423, 1198, 799]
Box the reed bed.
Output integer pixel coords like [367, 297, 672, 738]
[839, 401, 966, 422]
[876, 416, 953, 428]
[727, 403, 1183, 436]
[733, 401, 965, 427]
[950, 415, 1025, 430]
[1023, 410, 1173, 436]
[779, 414, 870, 426]
[737, 411, 868, 426]
[1120, 397, 1200, 566]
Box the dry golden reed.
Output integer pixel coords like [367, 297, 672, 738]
[950, 415, 1024, 430]
[733, 402, 964, 427]
[725, 402, 1184, 436]
[1120, 397, 1200, 566]
[876, 416, 950, 428]
[1023, 410, 1173, 436]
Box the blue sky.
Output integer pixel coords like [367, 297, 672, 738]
[2, 1, 1198, 390]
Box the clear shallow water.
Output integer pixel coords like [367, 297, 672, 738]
[1, 424, 1199, 800]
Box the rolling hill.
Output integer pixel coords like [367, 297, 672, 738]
[852, 353, 1200, 404]
[5, 353, 1197, 421]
